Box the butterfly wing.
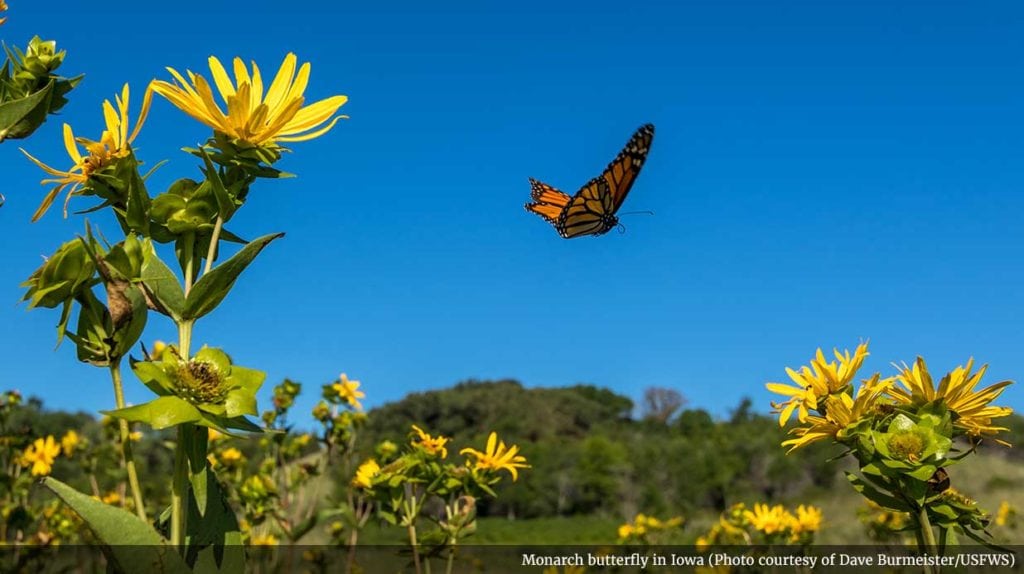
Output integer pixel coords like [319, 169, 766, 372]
[525, 123, 655, 239]
[556, 177, 616, 238]
[524, 178, 572, 226]
[601, 123, 655, 212]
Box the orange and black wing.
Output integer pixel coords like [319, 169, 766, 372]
[600, 123, 655, 212]
[525, 123, 654, 239]
[524, 177, 572, 227]
[555, 177, 616, 238]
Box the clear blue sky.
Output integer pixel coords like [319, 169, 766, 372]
[2, 0, 1022, 425]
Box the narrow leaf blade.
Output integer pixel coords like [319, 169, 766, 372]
[182, 233, 284, 320]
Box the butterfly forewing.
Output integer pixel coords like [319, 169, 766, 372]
[603, 123, 654, 212]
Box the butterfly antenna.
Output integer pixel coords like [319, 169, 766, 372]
[619, 210, 655, 217]
[617, 223, 626, 234]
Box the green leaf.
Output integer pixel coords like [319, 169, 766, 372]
[42, 477, 190, 574]
[224, 392, 256, 419]
[105, 396, 201, 430]
[198, 147, 239, 221]
[130, 358, 175, 397]
[124, 154, 152, 236]
[182, 232, 284, 320]
[0, 80, 53, 141]
[212, 413, 263, 434]
[185, 470, 245, 572]
[140, 241, 185, 320]
[908, 464, 939, 482]
[181, 425, 210, 517]
[846, 472, 910, 511]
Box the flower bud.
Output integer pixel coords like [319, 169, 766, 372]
[22, 239, 95, 309]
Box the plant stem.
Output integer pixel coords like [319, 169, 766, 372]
[183, 232, 196, 294]
[170, 232, 198, 551]
[88, 473, 101, 498]
[407, 521, 423, 574]
[445, 541, 456, 574]
[204, 216, 224, 275]
[171, 425, 188, 548]
[917, 505, 940, 574]
[178, 320, 194, 361]
[110, 361, 147, 522]
[404, 486, 423, 574]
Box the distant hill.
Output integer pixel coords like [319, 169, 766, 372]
[356, 379, 1024, 521]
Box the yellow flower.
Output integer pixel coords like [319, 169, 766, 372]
[151, 53, 347, 147]
[22, 436, 61, 476]
[0, 1, 7, 26]
[101, 492, 121, 505]
[333, 373, 365, 410]
[60, 430, 79, 457]
[129, 430, 143, 442]
[208, 428, 224, 442]
[351, 458, 380, 489]
[249, 532, 279, 546]
[21, 83, 152, 221]
[617, 523, 635, 540]
[816, 342, 869, 392]
[889, 357, 1013, 443]
[220, 447, 243, 467]
[695, 534, 710, 550]
[151, 340, 167, 358]
[995, 501, 1016, 528]
[782, 374, 893, 452]
[743, 503, 789, 535]
[411, 424, 450, 458]
[662, 516, 685, 529]
[790, 504, 823, 534]
[767, 342, 869, 426]
[460, 432, 530, 481]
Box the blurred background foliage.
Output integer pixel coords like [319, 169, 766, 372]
[6, 380, 1023, 545]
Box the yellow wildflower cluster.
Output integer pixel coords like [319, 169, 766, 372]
[767, 342, 1013, 452]
[617, 512, 684, 543]
[697, 502, 822, 547]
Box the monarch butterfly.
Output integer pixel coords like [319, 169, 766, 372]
[525, 123, 655, 238]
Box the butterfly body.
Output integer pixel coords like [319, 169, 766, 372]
[525, 124, 655, 238]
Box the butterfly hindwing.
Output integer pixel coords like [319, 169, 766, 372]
[525, 123, 655, 238]
[524, 178, 572, 225]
